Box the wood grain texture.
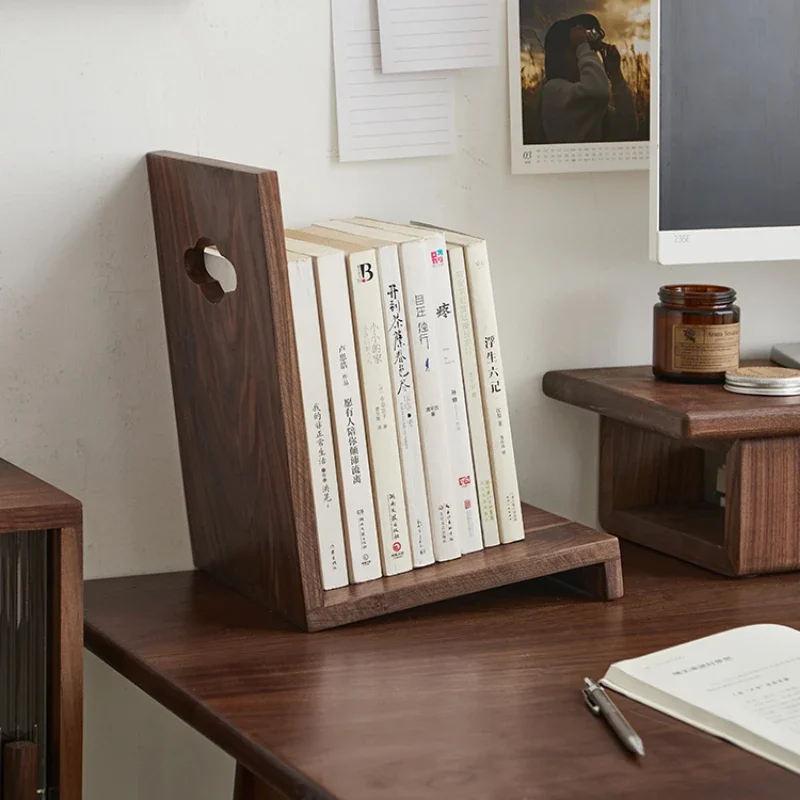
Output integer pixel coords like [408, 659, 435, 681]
[552, 371, 800, 577]
[146, 151, 319, 629]
[598, 416, 733, 574]
[308, 504, 622, 629]
[726, 436, 800, 575]
[543, 364, 800, 440]
[50, 526, 83, 800]
[3, 741, 37, 800]
[234, 764, 287, 800]
[0, 460, 82, 799]
[147, 150, 623, 630]
[550, 557, 624, 600]
[599, 417, 705, 511]
[85, 545, 800, 800]
[0, 460, 81, 534]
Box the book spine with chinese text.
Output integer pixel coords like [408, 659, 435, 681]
[286, 251, 351, 588]
[397, 239, 461, 562]
[446, 243, 500, 547]
[463, 240, 524, 543]
[375, 245, 435, 568]
[295, 220, 436, 569]
[286, 239, 383, 582]
[345, 248, 414, 576]
[425, 234, 483, 554]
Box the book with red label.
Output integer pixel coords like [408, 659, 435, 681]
[340, 218, 462, 562]
[439, 240, 500, 547]
[411, 223, 524, 544]
[353, 219, 483, 555]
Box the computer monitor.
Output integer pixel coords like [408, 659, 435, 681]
[651, 0, 800, 265]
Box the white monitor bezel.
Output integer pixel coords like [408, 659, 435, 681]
[650, 0, 800, 266]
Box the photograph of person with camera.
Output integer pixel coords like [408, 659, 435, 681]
[516, 0, 650, 146]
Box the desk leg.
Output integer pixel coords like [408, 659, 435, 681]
[233, 764, 286, 800]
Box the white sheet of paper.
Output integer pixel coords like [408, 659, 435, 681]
[332, 0, 456, 162]
[376, 0, 499, 73]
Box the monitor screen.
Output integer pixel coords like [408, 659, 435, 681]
[652, 0, 800, 264]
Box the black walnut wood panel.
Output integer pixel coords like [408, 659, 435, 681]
[0, 460, 82, 800]
[147, 151, 317, 629]
[147, 151, 623, 631]
[546, 365, 800, 576]
[3, 742, 37, 800]
[543, 364, 800, 440]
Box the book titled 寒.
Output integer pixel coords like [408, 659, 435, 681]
[285, 237, 383, 583]
[440, 240, 499, 547]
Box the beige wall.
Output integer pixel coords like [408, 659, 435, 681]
[2, 1, 800, 796]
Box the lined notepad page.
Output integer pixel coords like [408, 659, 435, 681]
[376, 0, 499, 73]
[332, 0, 456, 162]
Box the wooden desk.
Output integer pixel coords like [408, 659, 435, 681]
[84, 544, 800, 799]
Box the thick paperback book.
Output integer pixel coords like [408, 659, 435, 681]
[412, 224, 524, 544]
[285, 250, 351, 588]
[285, 237, 383, 582]
[288, 229, 414, 576]
[345, 218, 462, 562]
[440, 241, 499, 547]
[311, 220, 436, 568]
[356, 219, 483, 555]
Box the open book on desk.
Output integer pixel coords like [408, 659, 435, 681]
[602, 624, 800, 775]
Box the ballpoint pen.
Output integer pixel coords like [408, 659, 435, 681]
[583, 678, 645, 757]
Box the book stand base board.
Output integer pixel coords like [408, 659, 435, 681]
[147, 150, 623, 631]
[309, 503, 622, 630]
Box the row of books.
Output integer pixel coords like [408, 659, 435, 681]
[285, 218, 523, 589]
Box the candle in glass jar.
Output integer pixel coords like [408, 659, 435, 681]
[652, 285, 740, 383]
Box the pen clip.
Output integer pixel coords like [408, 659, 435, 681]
[583, 687, 602, 716]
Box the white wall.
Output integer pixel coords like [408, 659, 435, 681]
[3, 1, 800, 797]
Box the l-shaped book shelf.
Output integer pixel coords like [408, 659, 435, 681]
[146, 151, 623, 631]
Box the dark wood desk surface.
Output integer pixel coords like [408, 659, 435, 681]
[84, 543, 800, 799]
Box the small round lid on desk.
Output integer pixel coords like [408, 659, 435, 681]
[725, 366, 800, 395]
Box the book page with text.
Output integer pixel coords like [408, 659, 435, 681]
[603, 624, 800, 771]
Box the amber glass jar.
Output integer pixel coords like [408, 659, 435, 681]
[653, 285, 740, 383]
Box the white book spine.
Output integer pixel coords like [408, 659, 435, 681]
[346, 252, 414, 576]
[376, 246, 435, 568]
[464, 241, 524, 543]
[314, 255, 383, 582]
[287, 255, 350, 589]
[399, 241, 460, 562]
[425, 237, 483, 554]
[447, 244, 500, 548]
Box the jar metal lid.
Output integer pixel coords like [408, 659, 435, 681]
[725, 366, 800, 387]
[724, 383, 800, 396]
